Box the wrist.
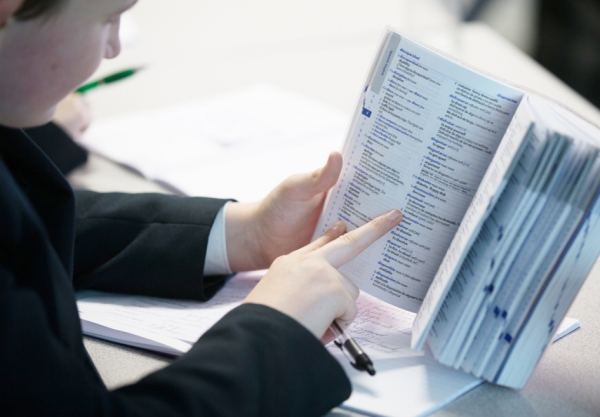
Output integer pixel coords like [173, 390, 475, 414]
[225, 202, 267, 271]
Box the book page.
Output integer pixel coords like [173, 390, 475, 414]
[313, 29, 523, 312]
[412, 98, 535, 349]
[413, 95, 600, 353]
[424, 123, 542, 363]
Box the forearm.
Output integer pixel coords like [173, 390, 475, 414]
[116, 304, 351, 416]
[73, 190, 230, 300]
[1, 265, 349, 417]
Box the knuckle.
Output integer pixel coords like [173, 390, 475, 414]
[339, 232, 359, 247]
[370, 214, 386, 229]
[277, 174, 299, 197]
[297, 254, 327, 273]
[348, 282, 360, 300]
[277, 181, 293, 197]
[271, 255, 288, 268]
[346, 301, 358, 321]
[310, 168, 320, 183]
[324, 281, 343, 299]
[311, 261, 331, 277]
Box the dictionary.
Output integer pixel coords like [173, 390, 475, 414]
[312, 28, 600, 389]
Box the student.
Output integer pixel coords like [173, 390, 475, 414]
[0, 0, 403, 416]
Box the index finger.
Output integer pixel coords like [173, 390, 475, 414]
[316, 209, 402, 268]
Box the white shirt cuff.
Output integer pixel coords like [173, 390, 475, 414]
[203, 202, 232, 275]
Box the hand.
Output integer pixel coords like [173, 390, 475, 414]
[53, 93, 92, 141]
[243, 209, 403, 342]
[226, 152, 343, 272]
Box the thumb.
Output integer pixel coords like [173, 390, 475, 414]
[279, 152, 342, 201]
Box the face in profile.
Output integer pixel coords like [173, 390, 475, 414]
[0, 0, 137, 128]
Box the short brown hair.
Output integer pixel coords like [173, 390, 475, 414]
[15, 0, 65, 20]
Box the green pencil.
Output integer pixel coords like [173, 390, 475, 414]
[76, 67, 143, 93]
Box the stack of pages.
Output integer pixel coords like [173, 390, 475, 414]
[424, 122, 599, 387]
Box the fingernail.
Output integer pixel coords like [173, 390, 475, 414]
[331, 220, 346, 232]
[386, 209, 402, 223]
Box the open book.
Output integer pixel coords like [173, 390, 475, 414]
[312, 28, 600, 389]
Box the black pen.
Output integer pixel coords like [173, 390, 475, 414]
[330, 320, 376, 376]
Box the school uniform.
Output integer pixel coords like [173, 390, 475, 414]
[0, 125, 350, 416]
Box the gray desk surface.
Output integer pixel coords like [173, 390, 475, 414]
[72, 1, 600, 415]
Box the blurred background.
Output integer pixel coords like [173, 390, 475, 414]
[456, 0, 600, 109]
[75, 0, 600, 205]
[87, 0, 600, 120]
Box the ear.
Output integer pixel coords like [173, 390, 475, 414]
[0, 0, 24, 30]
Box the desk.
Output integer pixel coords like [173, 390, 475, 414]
[71, 1, 600, 415]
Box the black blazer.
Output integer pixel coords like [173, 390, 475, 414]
[0, 125, 350, 416]
[24, 122, 89, 175]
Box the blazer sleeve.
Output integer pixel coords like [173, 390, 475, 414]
[1, 260, 351, 416]
[73, 190, 230, 300]
[110, 304, 352, 416]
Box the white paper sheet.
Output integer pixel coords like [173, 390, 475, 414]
[80, 85, 349, 202]
[77, 271, 264, 351]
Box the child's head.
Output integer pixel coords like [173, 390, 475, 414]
[0, 0, 137, 128]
